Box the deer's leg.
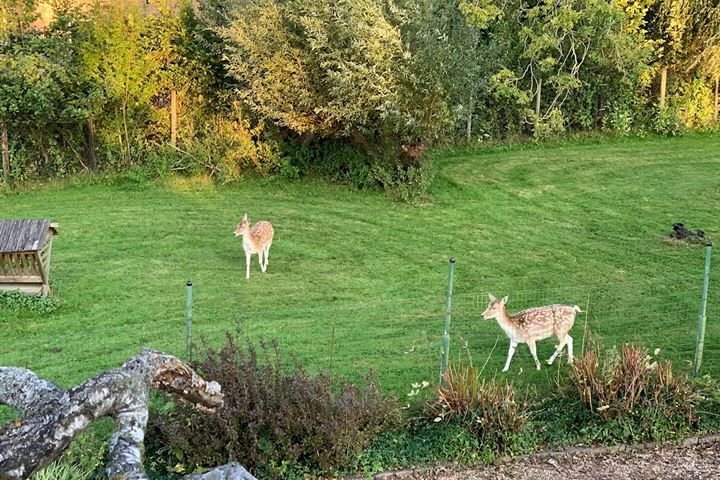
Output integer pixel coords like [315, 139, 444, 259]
[502, 341, 518, 372]
[258, 250, 266, 273]
[264, 242, 271, 269]
[547, 334, 569, 365]
[566, 335, 574, 364]
[527, 340, 541, 370]
[245, 252, 251, 280]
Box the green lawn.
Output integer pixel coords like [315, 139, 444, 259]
[2, 135, 720, 398]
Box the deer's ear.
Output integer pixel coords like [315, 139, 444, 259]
[488, 293, 496, 301]
[501, 296, 509, 305]
[242, 213, 248, 221]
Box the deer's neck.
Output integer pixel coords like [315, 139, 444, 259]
[495, 309, 519, 340]
[242, 230, 260, 251]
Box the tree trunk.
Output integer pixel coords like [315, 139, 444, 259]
[84, 117, 97, 172]
[660, 67, 668, 109]
[535, 77, 542, 117]
[714, 77, 719, 122]
[1, 121, 9, 182]
[122, 90, 131, 167]
[595, 83, 606, 129]
[350, 129, 377, 157]
[171, 89, 178, 148]
[466, 94, 474, 142]
[0, 350, 256, 480]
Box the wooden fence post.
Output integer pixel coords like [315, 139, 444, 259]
[170, 89, 177, 147]
[84, 117, 97, 171]
[659, 67, 668, 109]
[1, 121, 9, 182]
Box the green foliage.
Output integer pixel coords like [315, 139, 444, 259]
[605, 103, 634, 136]
[692, 375, 720, 432]
[487, 0, 656, 136]
[0, 290, 59, 314]
[281, 139, 376, 189]
[653, 106, 684, 136]
[58, 424, 109, 480]
[355, 423, 484, 476]
[374, 156, 435, 203]
[673, 77, 717, 131]
[215, 0, 413, 139]
[459, 0, 502, 29]
[0, 2, 93, 180]
[146, 334, 398, 479]
[78, 1, 174, 168]
[31, 462, 89, 480]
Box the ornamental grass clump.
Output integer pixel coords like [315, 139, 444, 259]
[569, 342, 694, 424]
[427, 362, 526, 449]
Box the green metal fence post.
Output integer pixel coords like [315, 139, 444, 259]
[185, 280, 193, 361]
[440, 258, 456, 386]
[693, 242, 712, 378]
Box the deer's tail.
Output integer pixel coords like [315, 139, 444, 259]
[573, 305, 582, 313]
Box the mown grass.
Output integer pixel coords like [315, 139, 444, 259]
[1, 134, 720, 401]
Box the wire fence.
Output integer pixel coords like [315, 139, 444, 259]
[2, 266, 718, 396]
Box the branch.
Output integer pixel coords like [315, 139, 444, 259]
[0, 350, 254, 480]
[0, 368, 64, 417]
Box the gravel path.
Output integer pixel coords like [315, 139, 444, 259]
[375, 437, 720, 480]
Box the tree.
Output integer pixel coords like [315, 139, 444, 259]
[0, 1, 95, 179]
[79, 1, 165, 166]
[398, 0, 502, 142]
[489, 0, 655, 136]
[203, 0, 455, 163]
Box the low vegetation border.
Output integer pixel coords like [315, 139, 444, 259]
[358, 433, 720, 480]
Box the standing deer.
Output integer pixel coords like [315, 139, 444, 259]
[234, 213, 274, 280]
[482, 293, 581, 372]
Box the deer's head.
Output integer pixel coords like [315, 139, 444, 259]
[234, 214, 249, 237]
[482, 293, 508, 320]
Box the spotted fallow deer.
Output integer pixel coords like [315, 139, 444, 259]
[482, 293, 581, 372]
[234, 213, 274, 280]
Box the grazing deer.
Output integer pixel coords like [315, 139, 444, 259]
[482, 293, 581, 372]
[234, 213, 274, 280]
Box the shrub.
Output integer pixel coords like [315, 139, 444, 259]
[530, 109, 567, 140]
[0, 290, 60, 314]
[653, 107, 685, 136]
[280, 139, 377, 190]
[689, 375, 720, 433]
[373, 157, 435, 203]
[427, 362, 526, 450]
[605, 102, 634, 136]
[146, 334, 398, 478]
[675, 78, 716, 130]
[280, 138, 435, 201]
